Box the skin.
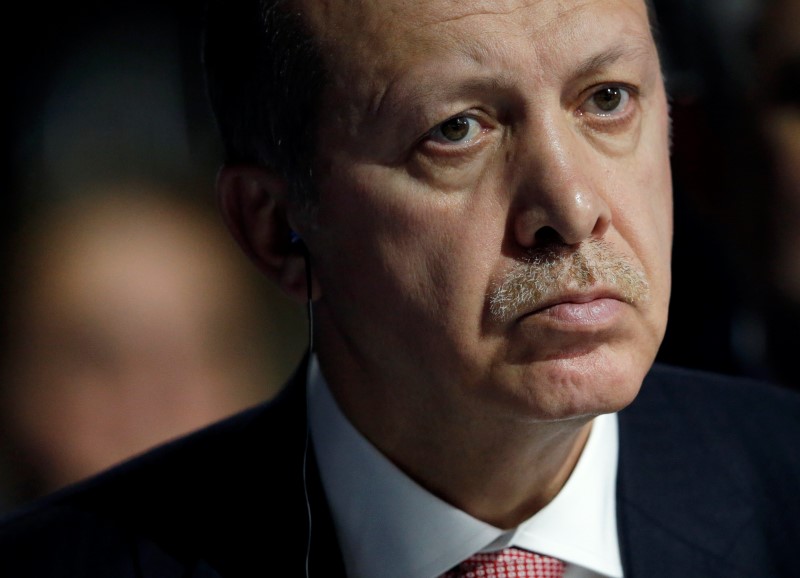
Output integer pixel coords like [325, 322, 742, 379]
[221, 0, 672, 527]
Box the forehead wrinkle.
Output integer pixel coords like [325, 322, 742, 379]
[571, 36, 656, 78]
[316, 0, 654, 135]
[374, 73, 517, 125]
[410, 0, 652, 79]
[366, 25, 526, 120]
[367, 28, 527, 122]
[415, 1, 539, 30]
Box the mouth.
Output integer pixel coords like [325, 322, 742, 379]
[520, 290, 628, 326]
[487, 239, 650, 324]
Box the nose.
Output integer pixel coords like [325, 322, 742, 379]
[512, 119, 611, 249]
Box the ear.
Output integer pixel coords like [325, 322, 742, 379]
[216, 165, 318, 303]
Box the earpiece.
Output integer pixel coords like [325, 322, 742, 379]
[291, 228, 314, 577]
[290, 229, 314, 350]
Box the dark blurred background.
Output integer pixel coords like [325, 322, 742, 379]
[1, 0, 307, 512]
[1, 0, 797, 511]
[653, 0, 800, 383]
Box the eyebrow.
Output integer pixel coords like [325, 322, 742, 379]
[370, 74, 515, 129]
[369, 37, 656, 123]
[572, 40, 655, 79]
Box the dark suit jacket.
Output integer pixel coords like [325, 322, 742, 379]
[1, 364, 799, 577]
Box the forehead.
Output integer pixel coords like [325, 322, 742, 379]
[302, 0, 655, 128]
[307, 0, 648, 32]
[304, 0, 652, 72]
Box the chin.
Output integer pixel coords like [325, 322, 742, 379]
[504, 343, 653, 422]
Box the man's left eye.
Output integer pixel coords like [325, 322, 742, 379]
[429, 116, 483, 144]
[582, 86, 631, 116]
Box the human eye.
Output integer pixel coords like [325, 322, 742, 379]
[580, 85, 633, 117]
[575, 84, 640, 138]
[427, 115, 484, 146]
[413, 110, 497, 170]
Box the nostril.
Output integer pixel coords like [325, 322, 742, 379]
[534, 226, 566, 247]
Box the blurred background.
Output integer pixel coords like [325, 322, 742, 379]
[0, 0, 306, 511]
[653, 0, 800, 381]
[0, 0, 798, 512]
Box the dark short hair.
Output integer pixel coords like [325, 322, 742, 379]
[204, 0, 325, 204]
[204, 0, 660, 205]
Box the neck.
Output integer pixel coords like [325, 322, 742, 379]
[382, 410, 593, 529]
[315, 343, 594, 529]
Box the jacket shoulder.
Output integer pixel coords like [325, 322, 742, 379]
[640, 363, 800, 431]
[628, 363, 800, 481]
[618, 365, 800, 577]
[0, 376, 311, 577]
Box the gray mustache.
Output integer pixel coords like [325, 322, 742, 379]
[489, 240, 649, 322]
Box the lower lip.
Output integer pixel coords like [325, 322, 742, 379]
[536, 298, 624, 326]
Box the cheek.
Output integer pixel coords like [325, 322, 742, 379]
[312, 170, 438, 317]
[600, 114, 673, 325]
[605, 153, 671, 258]
[627, 103, 673, 257]
[314, 165, 503, 341]
[375, 204, 499, 333]
[634, 143, 673, 328]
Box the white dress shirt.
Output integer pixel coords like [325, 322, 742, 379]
[307, 356, 624, 578]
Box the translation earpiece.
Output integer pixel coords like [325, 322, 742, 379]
[289, 228, 314, 352]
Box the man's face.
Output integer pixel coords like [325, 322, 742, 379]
[300, 0, 672, 423]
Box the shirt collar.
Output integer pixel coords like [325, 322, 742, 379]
[307, 355, 623, 578]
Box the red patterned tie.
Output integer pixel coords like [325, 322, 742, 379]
[442, 547, 566, 578]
